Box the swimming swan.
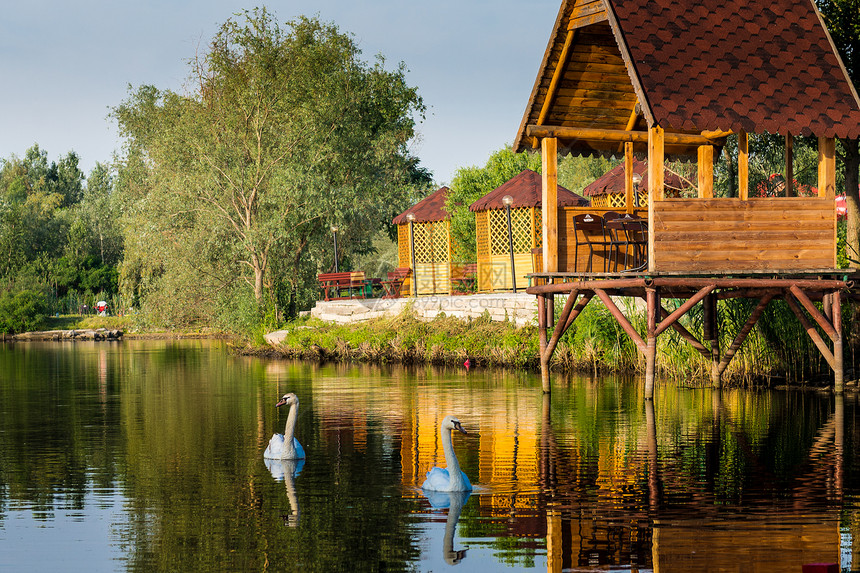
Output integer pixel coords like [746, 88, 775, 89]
[264, 393, 305, 460]
[422, 415, 472, 492]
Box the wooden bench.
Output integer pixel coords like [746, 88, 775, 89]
[451, 263, 477, 294]
[318, 271, 370, 301]
[381, 268, 410, 298]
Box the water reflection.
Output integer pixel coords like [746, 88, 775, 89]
[0, 341, 857, 572]
[422, 489, 470, 565]
[264, 458, 304, 527]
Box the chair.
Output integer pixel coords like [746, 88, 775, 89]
[572, 213, 611, 272]
[602, 211, 626, 272]
[621, 216, 648, 271]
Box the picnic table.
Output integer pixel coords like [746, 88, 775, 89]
[318, 271, 372, 301]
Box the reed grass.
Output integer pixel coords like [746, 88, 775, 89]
[258, 297, 859, 388]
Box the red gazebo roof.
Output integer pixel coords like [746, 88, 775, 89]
[469, 169, 588, 212]
[392, 187, 450, 225]
[582, 159, 693, 196]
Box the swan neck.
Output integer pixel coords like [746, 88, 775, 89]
[284, 401, 298, 442]
[441, 426, 461, 474]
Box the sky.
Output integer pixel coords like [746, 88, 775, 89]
[1, 1, 561, 186]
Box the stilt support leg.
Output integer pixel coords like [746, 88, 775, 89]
[645, 288, 658, 400]
[834, 290, 843, 393]
[538, 294, 550, 393]
[704, 293, 721, 388]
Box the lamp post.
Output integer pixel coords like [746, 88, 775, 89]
[502, 194, 517, 294]
[330, 225, 339, 272]
[407, 213, 418, 297]
[632, 172, 642, 208]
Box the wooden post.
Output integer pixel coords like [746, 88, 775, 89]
[704, 294, 721, 388]
[785, 134, 794, 197]
[625, 141, 634, 213]
[547, 509, 562, 573]
[539, 294, 550, 393]
[542, 137, 559, 273]
[645, 287, 658, 399]
[647, 126, 664, 273]
[834, 290, 843, 393]
[818, 136, 837, 269]
[738, 130, 749, 200]
[818, 137, 836, 199]
[698, 145, 714, 198]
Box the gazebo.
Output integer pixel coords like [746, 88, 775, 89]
[470, 169, 587, 292]
[583, 158, 694, 208]
[392, 187, 455, 295]
[514, 0, 860, 394]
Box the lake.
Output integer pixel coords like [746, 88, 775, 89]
[0, 339, 856, 572]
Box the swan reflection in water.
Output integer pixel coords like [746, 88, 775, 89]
[264, 457, 304, 527]
[422, 489, 471, 565]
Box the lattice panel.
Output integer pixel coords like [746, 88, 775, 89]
[397, 224, 410, 267]
[411, 221, 449, 264]
[588, 192, 648, 209]
[533, 209, 542, 249]
[476, 211, 490, 257]
[489, 208, 532, 256]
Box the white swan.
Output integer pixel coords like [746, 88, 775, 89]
[422, 415, 472, 492]
[263, 393, 305, 460]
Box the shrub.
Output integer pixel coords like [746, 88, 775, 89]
[0, 289, 49, 334]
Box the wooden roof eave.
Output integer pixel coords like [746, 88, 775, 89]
[602, 0, 655, 128]
[513, 0, 574, 153]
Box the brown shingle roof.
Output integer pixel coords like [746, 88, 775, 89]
[392, 187, 450, 225]
[608, 0, 860, 138]
[469, 169, 588, 212]
[514, 0, 860, 154]
[582, 159, 693, 196]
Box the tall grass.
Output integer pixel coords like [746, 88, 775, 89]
[258, 295, 858, 387]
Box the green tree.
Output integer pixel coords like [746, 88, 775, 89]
[446, 147, 542, 261]
[818, 0, 860, 266]
[113, 10, 428, 325]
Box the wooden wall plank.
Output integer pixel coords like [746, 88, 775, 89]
[652, 198, 837, 272]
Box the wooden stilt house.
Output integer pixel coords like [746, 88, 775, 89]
[392, 187, 454, 295]
[514, 0, 860, 394]
[470, 169, 587, 292]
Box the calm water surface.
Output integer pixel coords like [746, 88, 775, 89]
[0, 340, 858, 572]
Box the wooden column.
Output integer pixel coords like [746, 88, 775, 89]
[703, 293, 721, 388]
[645, 287, 658, 399]
[818, 137, 837, 199]
[539, 294, 550, 393]
[785, 134, 794, 197]
[542, 137, 559, 273]
[697, 145, 714, 198]
[547, 509, 562, 573]
[625, 141, 634, 213]
[738, 130, 749, 200]
[647, 126, 664, 273]
[834, 290, 843, 393]
[819, 137, 837, 269]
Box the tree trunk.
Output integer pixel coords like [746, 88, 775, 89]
[845, 138, 860, 268]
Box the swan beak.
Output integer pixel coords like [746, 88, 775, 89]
[453, 421, 468, 435]
[275, 398, 288, 407]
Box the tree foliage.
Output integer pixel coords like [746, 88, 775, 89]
[113, 10, 429, 327]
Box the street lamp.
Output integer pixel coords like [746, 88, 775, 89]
[502, 194, 517, 294]
[632, 172, 643, 208]
[406, 213, 418, 297]
[330, 225, 339, 273]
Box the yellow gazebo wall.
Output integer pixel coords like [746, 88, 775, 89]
[396, 221, 453, 295]
[589, 191, 649, 209]
[475, 207, 540, 292]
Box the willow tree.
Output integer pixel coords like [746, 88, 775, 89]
[113, 10, 426, 325]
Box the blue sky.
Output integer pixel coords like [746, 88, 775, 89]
[1, 1, 560, 185]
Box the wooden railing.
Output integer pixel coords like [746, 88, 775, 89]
[550, 198, 837, 274]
